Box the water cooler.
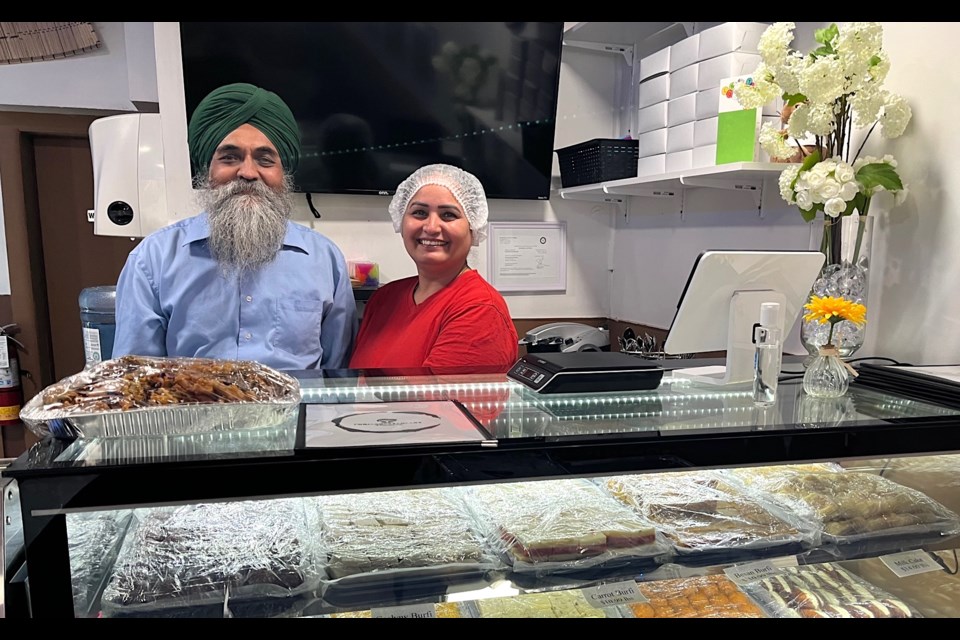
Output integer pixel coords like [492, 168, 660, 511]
[79, 286, 117, 368]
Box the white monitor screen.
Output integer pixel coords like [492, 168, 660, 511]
[664, 250, 825, 356]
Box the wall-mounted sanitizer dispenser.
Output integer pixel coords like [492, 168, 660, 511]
[88, 113, 169, 238]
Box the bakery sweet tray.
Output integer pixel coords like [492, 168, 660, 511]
[20, 355, 302, 439]
[49, 402, 300, 440]
[99, 499, 323, 617]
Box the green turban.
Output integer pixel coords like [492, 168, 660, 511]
[187, 82, 301, 175]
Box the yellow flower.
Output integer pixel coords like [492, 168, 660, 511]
[803, 295, 867, 326]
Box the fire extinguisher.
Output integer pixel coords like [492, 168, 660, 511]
[0, 324, 25, 427]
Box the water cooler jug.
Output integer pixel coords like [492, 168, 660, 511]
[79, 286, 117, 368]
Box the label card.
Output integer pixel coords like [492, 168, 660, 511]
[0, 336, 8, 370]
[581, 580, 648, 608]
[371, 604, 437, 619]
[880, 550, 943, 578]
[724, 556, 798, 585]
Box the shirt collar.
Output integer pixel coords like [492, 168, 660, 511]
[183, 213, 311, 254]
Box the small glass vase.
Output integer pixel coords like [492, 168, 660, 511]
[800, 214, 873, 360]
[796, 393, 854, 428]
[802, 345, 851, 398]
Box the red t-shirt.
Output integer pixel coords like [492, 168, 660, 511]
[349, 270, 519, 374]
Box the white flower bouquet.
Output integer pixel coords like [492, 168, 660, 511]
[734, 22, 911, 224]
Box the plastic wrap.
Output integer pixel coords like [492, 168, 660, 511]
[726, 462, 846, 484]
[324, 592, 624, 618]
[840, 552, 960, 618]
[325, 602, 464, 618]
[19, 355, 301, 439]
[627, 574, 766, 618]
[603, 470, 815, 566]
[844, 454, 960, 520]
[459, 478, 671, 585]
[313, 488, 502, 607]
[723, 467, 960, 554]
[100, 498, 321, 617]
[470, 589, 621, 618]
[741, 564, 919, 618]
[67, 510, 134, 617]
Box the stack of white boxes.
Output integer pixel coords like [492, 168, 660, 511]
[636, 45, 671, 177]
[635, 22, 781, 177]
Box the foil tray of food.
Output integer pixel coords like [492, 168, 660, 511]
[19, 355, 302, 439]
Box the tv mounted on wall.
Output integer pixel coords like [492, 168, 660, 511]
[178, 22, 564, 200]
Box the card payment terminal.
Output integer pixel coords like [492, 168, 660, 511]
[508, 352, 665, 394]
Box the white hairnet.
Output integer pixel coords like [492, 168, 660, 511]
[388, 164, 489, 246]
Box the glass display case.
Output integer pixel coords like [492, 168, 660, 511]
[4, 367, 960, 618]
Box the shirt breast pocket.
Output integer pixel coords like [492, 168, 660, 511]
[273, 299, 325, 356]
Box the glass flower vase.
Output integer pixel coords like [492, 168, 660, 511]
[800, 214, 873, 359]
[802, 346, 851, 398]
[796, 392, 855, 428]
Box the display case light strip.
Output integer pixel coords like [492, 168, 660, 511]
[551, 405, 758, 421]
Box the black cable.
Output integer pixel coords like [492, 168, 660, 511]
[931, 549, 959, 575]
[779, 356, 908, 381]
[305, 192, 321, 219]
[847, 356, 906, 366]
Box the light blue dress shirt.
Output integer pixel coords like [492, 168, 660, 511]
[113, 213, 358, 370]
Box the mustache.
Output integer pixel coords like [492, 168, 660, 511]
[196, 174, 295, 205]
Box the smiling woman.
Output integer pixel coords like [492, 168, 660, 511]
[348, 164, 519, 374]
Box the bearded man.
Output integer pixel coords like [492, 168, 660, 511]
[113, 83, 357, 369]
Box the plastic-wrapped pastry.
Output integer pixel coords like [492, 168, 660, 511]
[100, 498, 321, 616]
[473, 589, 612, 618]
[20, 355, 301, 439]
[315, 488, 494, 579]
[327, 602, 463, 618]
[742, 563, 918, 618]
[725, 467, 960, 543]
[68, 510, 134, 617]
[629, 574, 766, 618]
[729, 463, 845, 484]
[604, 471, 812, 559]
[460, 478, 668, 571]
[840, 553, 960, 618]
[845, 454, 960, 519]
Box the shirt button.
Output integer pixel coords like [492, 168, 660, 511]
[245, 295, 253, 302]
[245, 333, 252, 341]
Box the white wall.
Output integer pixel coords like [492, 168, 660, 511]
[0, 22, 136, 113]
[859, 22, 960, 364]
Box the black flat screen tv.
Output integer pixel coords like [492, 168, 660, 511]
[179, 22, 564, 200]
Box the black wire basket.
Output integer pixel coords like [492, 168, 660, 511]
[555, 138, 639, 188]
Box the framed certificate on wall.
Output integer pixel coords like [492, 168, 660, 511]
[487, 221, 567, 293]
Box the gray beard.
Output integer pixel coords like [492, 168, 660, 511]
[194, 174, 295, 277]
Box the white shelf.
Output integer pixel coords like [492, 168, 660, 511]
[563, 22, 683, 46]
[558, 162, 793, 201]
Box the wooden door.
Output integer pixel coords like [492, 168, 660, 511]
[33, 135, 139, 381]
